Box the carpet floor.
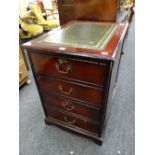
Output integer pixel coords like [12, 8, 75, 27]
[19, 16, 135, 155]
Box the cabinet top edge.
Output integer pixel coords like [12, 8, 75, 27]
[22, 20, 128, 60]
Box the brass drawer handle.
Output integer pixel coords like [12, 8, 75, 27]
[59, 85, 73, 95]
[55, 59, 72, 74]
[62, 101, 74, 111]
[64, 116, 76, 124]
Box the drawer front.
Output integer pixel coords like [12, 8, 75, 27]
[47, 108, 99, 134]
[30, 53, 107, 86]
[42, 93, 101, 120]
[37, 76, 103, 106]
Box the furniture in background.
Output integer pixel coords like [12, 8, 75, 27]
[19, 0, 31, 18]
[118, 0, 135, 22]
[35, 0, 55, 19]
[57, 0, 134, 25]
[29, 3, 59, 30]
[19, 45, 31, 87]
[23, 21, 128, 145]
[19, 0, 59, 41]
[120, 0, 134, 9]
[19, 17, 43, 39]
[19, 0, 54, 21]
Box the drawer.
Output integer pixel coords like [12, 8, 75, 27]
[30, 53, 107, 86]
[42, 93, 101, 120]
[37, 76, 103, 106]
[46, 108, 99, 134]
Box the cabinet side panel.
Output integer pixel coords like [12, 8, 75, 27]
[102, 40, 123, 131]
[27, 51, 48, 117]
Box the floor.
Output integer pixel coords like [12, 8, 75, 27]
[19, 16, 135, 155]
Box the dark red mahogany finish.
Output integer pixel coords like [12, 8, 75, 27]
[23, 21, 128, 145]
[42, 93, 101, 120]
[37, 76, 104, 106]
[30, 52, 108, 86]
[58, 0, 119, 25]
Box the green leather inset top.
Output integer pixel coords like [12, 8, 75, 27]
[40, 22, 118, 50]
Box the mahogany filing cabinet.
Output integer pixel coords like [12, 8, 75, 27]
[23, 21, 128, 145]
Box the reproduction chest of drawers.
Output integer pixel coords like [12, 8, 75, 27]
[23, 21, 128, 145]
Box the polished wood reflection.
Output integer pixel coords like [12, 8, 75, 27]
[75, 0, 118, 22]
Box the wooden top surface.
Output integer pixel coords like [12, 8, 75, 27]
[23, 20, 128, 60]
